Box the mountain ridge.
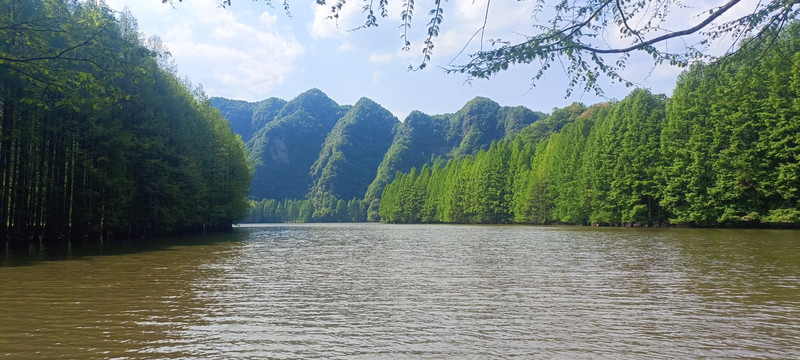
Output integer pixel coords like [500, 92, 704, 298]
[211, 89, 545, 221]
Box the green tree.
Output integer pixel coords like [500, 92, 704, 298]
[1, 0, 251, 247]
[546, 105, 606, 224]
[661, 22, 800, 225]
[471, 143, 512, 223]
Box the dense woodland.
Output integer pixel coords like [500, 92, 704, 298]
[380, 23, 800, 226]
[232, 21, 800, 226]
[1, 0, 251, 247]
[5, 0, 793, 241]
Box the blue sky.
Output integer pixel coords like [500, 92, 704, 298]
[103, 0, 758, 120]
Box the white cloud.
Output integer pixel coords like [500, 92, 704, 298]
[338, 41, 356, 52]
[104, 0, 304, 101]
[301, 1, 542, 67]
[213, 25, 236, 40]
[454, 0, 488, 22]
[368, 53, 394, 64]
[425, 1, 539, 62]
[372, 70, 382, 83]
[168, 34, 302, 99]
[259, 11, 278, 27]
[307, 1, 362, 39]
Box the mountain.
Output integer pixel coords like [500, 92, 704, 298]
[246, 89, 348, 200]
[441, 97, 543, 157]
[309, 97, 400, 201]
[211, 90, 545, 222]
[210, 97, 287, 143]
[209, 97, 259, 141]
[250, 97, 287, 134]
[362, 97, 542, 218]
[362, 111, 451, 209]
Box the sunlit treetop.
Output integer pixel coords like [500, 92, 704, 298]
[162, 0, 800, 96]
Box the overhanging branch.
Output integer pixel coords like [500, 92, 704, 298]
[579, 0, 742, 54]
[0, 22, 111, 64]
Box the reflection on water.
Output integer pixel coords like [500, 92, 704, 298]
[1, 224, 799, 358]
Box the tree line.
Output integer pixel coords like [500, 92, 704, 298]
[1, 0, 251, 247]
[380, 22, 800, 226]
[243, 197, 369, 223]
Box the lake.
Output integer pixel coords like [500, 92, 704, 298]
[1, 223, 799, 358]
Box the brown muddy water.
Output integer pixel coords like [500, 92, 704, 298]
[1, 223, 799, 358]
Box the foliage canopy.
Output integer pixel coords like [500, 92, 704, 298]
[1, 0, 252, 246]
[380, 21, 800, 226]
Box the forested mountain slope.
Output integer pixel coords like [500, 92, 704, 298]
[362, 98, 542, 219]
[245, 89, 349, 201]
[210, 97, 286, 142]
[212, 92, 542, 222]
[308, 98, 400, 219]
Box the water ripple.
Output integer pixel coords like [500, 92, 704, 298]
[172, 224, 800, 359]
[2, 224, 799, 359]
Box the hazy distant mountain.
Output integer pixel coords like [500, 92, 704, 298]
[209, 97, 259, 142]
[210, 97, 287, 143]
[309, 97, 400, 201]
[246, 89, 348, 200]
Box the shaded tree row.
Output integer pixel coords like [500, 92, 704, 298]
[1, 0, 251, 247]
[243, 197, 368, 223]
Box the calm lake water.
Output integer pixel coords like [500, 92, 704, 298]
[1, 223, 799, 359]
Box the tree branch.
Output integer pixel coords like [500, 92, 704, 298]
[616, 0, 645, 44]
[578, 0, 742, 54]
[0, 23, 111, 64]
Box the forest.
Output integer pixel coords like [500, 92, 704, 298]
[380, 23, 800, 226]
[5, 1, 796, 241]
[225, 23, 800, 226]
[227, 21, 799, 226]
[1, 0, 252, 248]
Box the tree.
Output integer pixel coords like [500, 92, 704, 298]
[660, 21, 800, 225]
[471, 143, 512, 223]
[1, 0, 252, 247]
[165, 0, 800, 95]
[544, 106, 604, 225]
